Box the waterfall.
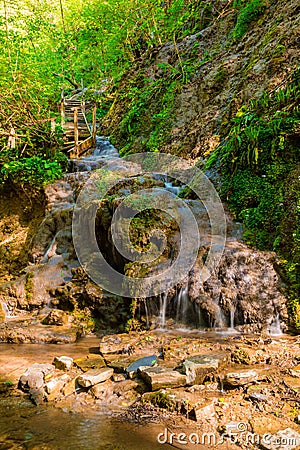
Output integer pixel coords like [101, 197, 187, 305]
[158, 293, 168, 329]
[144, 299, 150, 329]
[229, 306, 235, 329]
[269, 314, 283, 336]
[93, 136, 119, 158]
[164, 174, 184, 196]
[195, 303, 206, 328]
[164, 181, 182, 196]
[42, 235, 57, 263]
[175, 285, 189, 323]
[1, 301, 15, 319]
[210, 300, 226, 328]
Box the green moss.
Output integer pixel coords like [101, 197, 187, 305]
[232, 0, 267, 41]
[214, 67, 227, 84]
[25, 272, 34, 302]
[143, 391, 176, 410]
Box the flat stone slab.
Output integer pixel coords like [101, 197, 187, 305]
[126, 355, 157, 374]
[183, 353, 228, 385]
[139, 366, 187, 391]
[77, 367, 114, 388]
[224, 369, 258, 387]
[99, 334, 139, 354]
[74, 355, 106, 372]
[53, 356, 73, 371]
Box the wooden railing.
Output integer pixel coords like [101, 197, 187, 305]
[60, 96, 97, 158]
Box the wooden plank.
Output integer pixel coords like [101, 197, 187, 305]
[60, 101, 65, 127]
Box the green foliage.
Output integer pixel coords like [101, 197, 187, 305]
[0, 155, 66, 190]
[25, 272, 34, 302]
[143, 391, 176, 410]
[233, 0, 267, 40]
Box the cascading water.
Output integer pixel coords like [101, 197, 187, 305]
[229, 306, 236, 329]
[1, 301, 15, 319]
[175, 285, 189, 323]
[158, 293, 168, 329]
[269, 314, 283, 336]
[1, 132, 288, 336]
[42, 235, 57, 263]
[210, 300, 226, 329]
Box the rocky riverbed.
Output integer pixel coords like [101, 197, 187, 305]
[1, 331, 300, 449]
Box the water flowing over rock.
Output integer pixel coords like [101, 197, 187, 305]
[0, 136, 290, 337]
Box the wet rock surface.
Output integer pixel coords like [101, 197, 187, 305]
[0, 137, 290, 337]
[183, 353, 228, 385]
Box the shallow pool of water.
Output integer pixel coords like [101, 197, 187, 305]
[0, 395, 173, 450]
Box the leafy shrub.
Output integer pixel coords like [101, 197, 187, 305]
[0, 155, 67, 189]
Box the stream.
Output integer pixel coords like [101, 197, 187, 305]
[0, 395, 171, 450]
[0, 335, 173, 450]
[0, 136, 292, 449]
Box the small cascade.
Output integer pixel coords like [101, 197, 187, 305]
[229, 306, 236, 329]
[42, 236, 57, 263]
[164, 181, 182, 196]
[175, 285, 189, 323]
[269, 314, 283, 336]
[144, 299, 150, 329]
[93, 136, 119, 158]
[195, 303, 206, 329]
[211, 300, 226, 328]
[158, 293, 168, 329]
[1, 301, 15, 319]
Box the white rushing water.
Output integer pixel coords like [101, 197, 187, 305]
[269, 314, 283, 336]
[1, 300, 16, 319]
[158, 293, 168, 329]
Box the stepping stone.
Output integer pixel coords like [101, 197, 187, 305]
[224, 369, 258, 387]
[77, 367, 114, 388]
[53, 356, 73, 371]
[183, 353, 228, 385]
[139, 366, 187, 391]
[126, 355, 157, 375]
[74, 355, 106, 372]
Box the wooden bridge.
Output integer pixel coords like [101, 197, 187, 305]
[60, 96, 97, 158]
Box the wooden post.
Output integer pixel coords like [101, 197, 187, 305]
[7, 127, 16, 149]
[60, 101, 65, 127]
[92, 104, 97, 146]
[74, 107, 79, 158]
